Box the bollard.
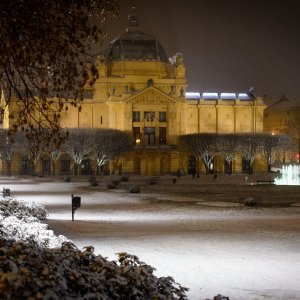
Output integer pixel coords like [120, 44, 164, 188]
[71, 194, 81, 221]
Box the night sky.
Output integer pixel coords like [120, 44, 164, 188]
[103, 0, 300, 102]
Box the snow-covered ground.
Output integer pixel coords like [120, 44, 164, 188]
[1, 176, 300, 300]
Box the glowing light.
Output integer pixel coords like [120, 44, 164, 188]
[274, 165, 300, 186]
[186, 92, 200, 99]
[202, 92, 219, 99]
[185, 92, 253, 100]
[220, 93, 236, 99]
[238, 93, 251, 100]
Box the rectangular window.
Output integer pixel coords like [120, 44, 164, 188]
[159, 111, 167, 122]
[132, 111, 140, 122]
[100, 116, 103, 124]
[144, 127, 155, 145]
[133, 127, 141, 145]
[159, 127, 167, 145]
[144, 111, 155, 122]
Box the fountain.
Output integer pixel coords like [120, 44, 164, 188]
[274, 165, 300, 186]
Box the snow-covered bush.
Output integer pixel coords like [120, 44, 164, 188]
[0, 198, 47, 221]
[0, 196, 189, 299]
[129, 185, 140, 193]
[107, 182, 117, 189]
[120, 175, 129, 182]
[88, 176, 98, 186]
[0, 198, 67, 248]
[0, 238, 188, 299]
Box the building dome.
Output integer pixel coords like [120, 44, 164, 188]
[105, 13, 169, 63]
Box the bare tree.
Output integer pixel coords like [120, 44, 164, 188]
[0, 0, 118, 146]
[180, 133, 218, 174]
[16, 129, 48, 175]
[259, 133, 289, 171]
[64, 129, 94, 175]
[285, 111, 300, 163]
[45, 131, 68, 175]
[0, 129, 21, 176]
[92, 129, 132, 175]
[217, 134, 239, 174]
[238, 133, 263, 174]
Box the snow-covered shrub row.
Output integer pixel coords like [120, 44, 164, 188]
[0, 198, 67, 248]
[0, 238, 188, 299]
[0, 197, 47, 221]
[0, 197, 189, 298]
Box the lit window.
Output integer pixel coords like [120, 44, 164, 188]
[159, 127, 167, 145]
[133, 127, 141, 145]
[132, 111, 140, 122]
[159, 111, 166, 122]
[220, 93, 236, 99]
[203, 92, 218, 99]
[144, 111, 155, 122]
[186, 92, 200, 99]
[144, 127, 155, 145]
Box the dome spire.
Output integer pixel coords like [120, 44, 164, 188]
[126, 6, 139, 32]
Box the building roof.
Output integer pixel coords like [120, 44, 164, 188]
[265, 97, 300, 112]
[105, 13, 169, 63]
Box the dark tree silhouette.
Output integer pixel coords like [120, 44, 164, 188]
[217, 133, 239, 174]
[0, 129, 21, 176]
[238, 133, 262, 174]
[0, 0, 118, 146]
[92, 129, 133, 174]
[64, 128, 94, 175]
[259, 133, 288, 171]
[180, 133, 218, 174]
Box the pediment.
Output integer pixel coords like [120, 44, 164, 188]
[126, 86, 176, 106]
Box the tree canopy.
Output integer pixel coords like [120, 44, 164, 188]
[0, 0, 118, 145]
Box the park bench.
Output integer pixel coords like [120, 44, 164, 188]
[256, 180, 275, 185]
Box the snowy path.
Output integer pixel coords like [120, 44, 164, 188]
[2, 177, 300, 299]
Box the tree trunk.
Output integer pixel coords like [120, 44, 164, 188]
[204, 163, 210, 175]
[29, 162, 35, 176]
[52, 161, 56, 176]
[74, 164, 79, 176]
[6, 161, 12, 176]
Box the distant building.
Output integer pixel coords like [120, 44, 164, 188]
[264, 97, 300, 163]
[0, 13, 267, 175]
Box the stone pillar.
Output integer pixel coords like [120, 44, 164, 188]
[170, 151, 180, 174]
[153, 155, 161, 175]
[140, 155, 146, 175]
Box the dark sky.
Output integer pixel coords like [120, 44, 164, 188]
[102, 0, 300, 101]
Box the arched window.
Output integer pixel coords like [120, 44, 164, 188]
[21, 156, 31, 175]
[60, 154, 71, 174]
[42, 155, 50, 174]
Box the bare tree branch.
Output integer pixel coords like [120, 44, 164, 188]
[0, 0, 118, 147]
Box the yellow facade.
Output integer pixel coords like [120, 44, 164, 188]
[264, 97, 300, 163]
[0, 14, 267, 176]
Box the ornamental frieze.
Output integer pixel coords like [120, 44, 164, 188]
[131, 89, 174, 106]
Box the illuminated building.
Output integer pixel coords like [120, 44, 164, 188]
[0, 13, 267, 175]
[264, 97, 300, 163]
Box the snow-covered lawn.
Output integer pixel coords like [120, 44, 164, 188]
[1, 175, 300, 300]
